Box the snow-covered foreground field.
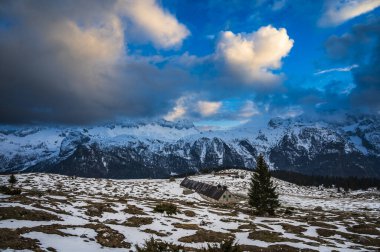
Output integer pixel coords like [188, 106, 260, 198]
[0, 170, 379, 251]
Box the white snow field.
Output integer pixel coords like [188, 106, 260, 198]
[0, 170, 379, 251]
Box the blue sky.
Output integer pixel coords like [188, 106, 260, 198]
[0, 0, 379, 126]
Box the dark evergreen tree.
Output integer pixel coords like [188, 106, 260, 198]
[248, 154, 279, 215]
[8, 174, 17, 187]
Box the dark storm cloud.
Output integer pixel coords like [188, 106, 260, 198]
[325, 19, 380, 62]
[351, 43, 380, 111]
[325, 19, 380, 112]
[0, 0, 189, 124]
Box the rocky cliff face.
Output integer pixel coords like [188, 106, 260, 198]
[1, 115, 379, 178]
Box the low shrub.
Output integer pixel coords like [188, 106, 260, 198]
[135, 237, 183, 252]
[0, 186, 21, 195]
[202, 238, 242, 252]
[154, 202, 177, 216]
[29, 189, 44, 197]
[183, 210, 196, 217]
[55, 182, 63, 190]
[284, 207, 294, 215]
[135, 237, 241, 252]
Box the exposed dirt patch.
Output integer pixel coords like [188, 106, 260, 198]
[0, 206, 62, 221]
[178, 229, 234, 243]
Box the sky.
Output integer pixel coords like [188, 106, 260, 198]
[0, 0, 379, 127]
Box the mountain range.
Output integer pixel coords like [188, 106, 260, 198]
[1, 114, 379, 178]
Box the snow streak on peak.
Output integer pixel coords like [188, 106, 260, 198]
[0, 114, 379, 177]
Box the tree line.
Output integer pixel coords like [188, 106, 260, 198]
[271, 170, 380, 191]
[175, 166, 380, 191]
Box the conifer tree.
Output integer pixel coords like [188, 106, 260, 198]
[8, 174, 17, 187]
[248, 154, 279, 215]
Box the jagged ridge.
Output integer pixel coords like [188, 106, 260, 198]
[0, 115, 379, 178]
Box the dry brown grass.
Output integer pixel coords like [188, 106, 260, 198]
[84, 202, 117, 217]
[123, 216, 153, 227]
[141, 228, 169, 237]
[18, 224, 80, 239]
[248, 230, 302, 243]
[172, 222, 200, 230]
[339, 232, 380, 247]
[0, 206, 62, 221]
[316, 228, 336, 237]
[238, 223, 258, 231]
[317, 228, 380, 247]
[123, 204, 147, 215]
[208, 209, 238, 217]
[347, 224, 380, 236]
[178, 229, 234, 243]
[1, 195, 36, 205]
[240, 244, 318, 252]
[31, 203, 71, 215]
[280, 223, 307, 234]
[183, 210, 196, 217]
[85, 223, 131, 248]
[0, 228, 42, 251]
[307, 221, 337, 229]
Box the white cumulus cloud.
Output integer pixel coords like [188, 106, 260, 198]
[319, 0, 380, 27]
[49, 16, 125, 66]
[216, 25, 294, 85]
[239, 101, 260, 118]
[119, 0, 190, 48]
[197, 101, 222, 116]
[164, 97, 187, 121]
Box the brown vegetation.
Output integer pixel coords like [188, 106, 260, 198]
[178, 229, 234, 243]
[0, 206, 62, 221]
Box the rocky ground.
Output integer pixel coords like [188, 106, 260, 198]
[0, 170, 379, 251]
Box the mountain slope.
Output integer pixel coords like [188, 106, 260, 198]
[1, 170, 379, 251]
[0, 115, 379, 178]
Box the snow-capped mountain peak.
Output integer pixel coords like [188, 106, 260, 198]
[0, 115, 379, 178]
